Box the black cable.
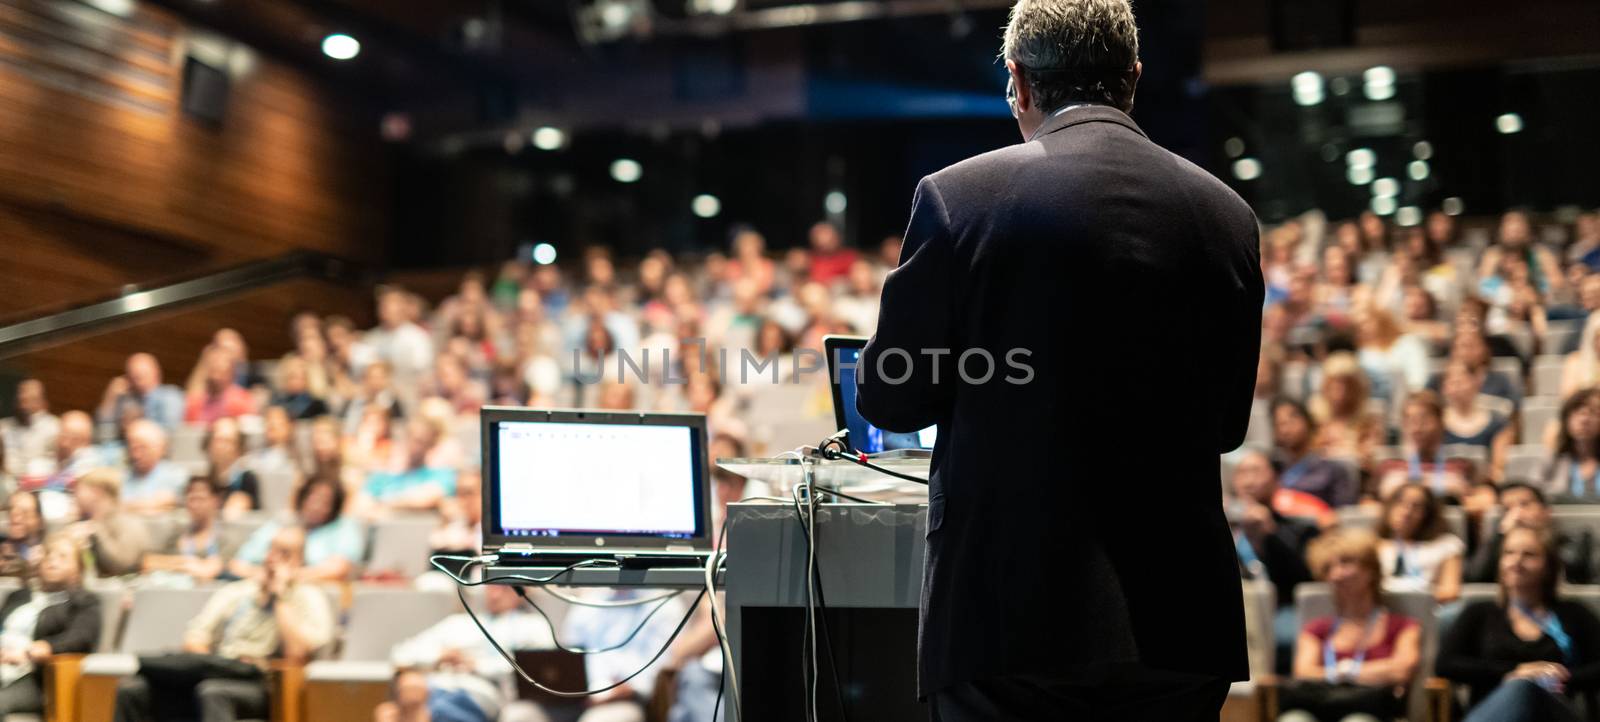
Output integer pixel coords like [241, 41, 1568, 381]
[792, 483, 852, 722]
[512, 586, 682, 655]
[816, 435, 930, 486]
[438, 555, 707, 699]
[710, 513, 730, 722]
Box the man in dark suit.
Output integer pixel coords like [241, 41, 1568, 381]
[855, 1, 1262, 718]
[0, 535, 102, 714]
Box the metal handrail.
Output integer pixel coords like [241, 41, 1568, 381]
[0, 252, 368, 359]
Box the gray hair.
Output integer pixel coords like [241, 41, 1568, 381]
[1001, 0, 1140, 112]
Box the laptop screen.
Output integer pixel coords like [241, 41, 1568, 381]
[486, 414, 707, 542]
[830, 340, 937, 453]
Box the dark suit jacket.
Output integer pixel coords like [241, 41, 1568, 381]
[857, 105, 1262, 696]
[1245, 511, 1320, 609]
[0, 587, 102, 656]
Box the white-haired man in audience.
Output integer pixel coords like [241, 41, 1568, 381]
[384, 584, 553, 722]
[98, 353, 185, 438]
[33, 410, 97, 492]
[115, 526, 334, 722]
[0, 379, 58, 478]
[121, 419, 187, 514]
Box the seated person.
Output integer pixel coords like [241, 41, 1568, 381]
[0, 492, 44, 578]
[0, 535, 102, 715]
[229, 478, 364, 583]
[1439, 525, 1600, 722]
[64, 468, 152, 578]
[142, 477, 236, 586]
[1229, 448, 1321, 674]
[1467, 482, 1595, 585]
[268, 355, 330, 421]
[121, 419, 188, 515]
[1542, 389, 1600, 500]
[203, 417, 260, 518]
[29, 410, 98, 492]
[1373, 391, 1474, 501]
[114, 527, 335, 722]
[183, 345, 258, 424]
[561, 589, 687, 722]
[386, 584, 553, 722]
[430, 467, 482, 555]
[1376, 483, 1465, 603]
[242, 406, 301, 483]
[353, 417, 458, 520]
[1271, 398, 1360, 508]
[1439, 362, 1512, 481]
[375, 668, 494, 722]
[1282, 528, 1421, 722]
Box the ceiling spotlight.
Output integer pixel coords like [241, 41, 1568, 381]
[1496, 113, 1524, 134]
[692, 194, 721, 218]
[1346, 148, 1375, 169]
[1413, 141, 1433, 160]
[1223, 137, 1245, 159]
[1347, 166, 1375, 186]
[1232, 158, 1262, 181]
[1292, 71, 1324, 106]
[1408, 160, 1430, 181]
[532, 243, 558, 265]
[532, 127, 566, 151]
[1372, 177, 1400, 198]
[1396, 206, 1422, 227]
[1442, 197, 1465, 216]
[825, 190, 848, 215]
[321, 33, 361, 61]
[689, 0, 738, 14]
[1363, 66, 1396, 101]
[610, 158, 642, 183]
[1371, 196, 1397, 216]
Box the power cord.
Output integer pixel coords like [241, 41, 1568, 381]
[816, 436, 930, 485]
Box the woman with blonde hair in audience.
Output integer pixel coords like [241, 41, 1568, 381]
[1376, 482, 1464, 603]
[1313, 245, 1359, 328]
[270, 354, 330, 420]
[1439, 525, 1600, 722]
[1280, 528, 1419, 722]
[1309, 352, 1383, 466]
[1440, 361, 1513, 481]
[1542, 389, 1600, 500]
[1560, 317, 1600, 397]
[1353, 307, 1430, 401]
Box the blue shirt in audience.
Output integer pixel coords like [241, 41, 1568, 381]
[123, 460, 188, 504]
[237, 517, 366, 568]
[364, 467, 457, 503]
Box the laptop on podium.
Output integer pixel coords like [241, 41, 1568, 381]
[479, 407, 714, 568]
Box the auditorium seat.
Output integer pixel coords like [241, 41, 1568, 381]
[302, 587, 463, 722]
[1521, 396, 1562, 445]
[255, 468, 301, 515]
[1544, 322, 1580, 360]
[1491, 357, 1524, 399]
[1532, 355, 1567, 397]
[76, 587, 219, 722]
[1336, 505, 1469, 542]
[365, 516, 439, 579]
[169, 425, 207, 464]
[1505, 444, 1551, 483]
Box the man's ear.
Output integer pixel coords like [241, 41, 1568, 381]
[1124, 60, 1143, 113]
[1005, 58, 1030, 114]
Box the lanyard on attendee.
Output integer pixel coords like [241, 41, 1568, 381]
[1324, 609, 1382, 683]
[1571, 462, 1599, 498]
[1234, 532, 1262, 571]
[1393, 542, 1424, 579]
[1408, 452, 1448, 495]
[1514, 600, 1575, 663]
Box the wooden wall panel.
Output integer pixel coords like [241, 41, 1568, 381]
[7, 278, 376, 413]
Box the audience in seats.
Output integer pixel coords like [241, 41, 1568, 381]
[271, 354, 331, 420]
[559, 590, 685, 722]
[33, 409, 96, 492]
[142, 477, 234, 586]
[1308, 352, 1384, 467]
[1271, 398, 1360, 509]
[230, 477, 363, 583]
[354, 417, 458, 520]
[1230, 448, 1322, 673]
[1440, 525, 1600, 722]
[1467, 482, 1595, 585]
[385, 584, 553, 722]
[203, 416, 259, 517]
[116, 526, 335, 722]
[1438, 362, 1512, 479]
[343, 361, 405, 438]
[185, 345, 259, 424]
[1373, 391, 1474, 501]
[245, 405, 301, 483]
[0, 492, 43, 577]
[430, 467, 483, 556]
[121, 419, 187, 514]
[98, 353, 185, 437]
[1375, 483, 1464, 603]
[0, 535, 102, 715]
[0, 379, 58, 478]
[66, 468, 151, 578]
[1543, 389, 1600, 500]
[1281, 528, 1420, 722]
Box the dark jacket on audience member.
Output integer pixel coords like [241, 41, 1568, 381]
[1465, 528, 1595, 586]
[1439, 599, 1600, 708]
[0, 588, 102, 657]
[858, 104, 1261, 696]
[1242, 512, 1319, 608]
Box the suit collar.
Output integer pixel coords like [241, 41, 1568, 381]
[1028, 103, 1147, 142]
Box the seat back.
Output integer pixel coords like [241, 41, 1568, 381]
[1241, 578, 1276, 679]
[169, 425, 207, 464]
[96, 588, 126, 652]
[1532, 356, 1567, 397]
[1522, 396, 1562, 446]
[255, 469, 300, 516]
[366, 516, 439, 579]
[340, 587, 460, 661]
[1506, 444, 1551, 484]
[120, 588, 219, 654]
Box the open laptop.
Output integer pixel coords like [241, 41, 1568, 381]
[824, 335, 937, 454]
[480, 407, 714, 567]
